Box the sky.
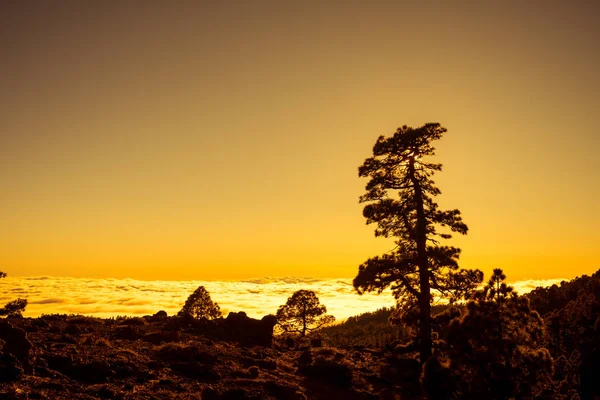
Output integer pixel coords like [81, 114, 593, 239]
[1, 1, 599, 282]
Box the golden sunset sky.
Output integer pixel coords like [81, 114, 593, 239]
[1, 1, 598, 281]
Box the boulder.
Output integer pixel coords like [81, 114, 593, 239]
[69, 360, 115, 383]
[111, 326, 139, 341]
[221, 389, 252, 400]
[217, 312, 277, 347]
[45, 353, 73, 374]
[0, 319, 33, 373]
[156, 344, 216, 363]
[265, 381, 305, 400]
[141, 331, 180, 345]
[64, 324, 82, 335]
[0, 352, 24, 382]
[169, 361, 220, 381]
[202, 387, 220, 400]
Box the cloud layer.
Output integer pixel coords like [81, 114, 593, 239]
[0, 276, 566, 321]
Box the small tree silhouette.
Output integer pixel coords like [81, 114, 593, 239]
[178, 286, 221, 320]
[276, 290, 335, 337]
[0, 271, 27, 317]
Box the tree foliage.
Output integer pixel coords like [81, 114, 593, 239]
[320, 307, 408, 347]
[276, 290, 335, 337]
[440, 269, 553, 399]
[526, 270, 600, 398]
[354, 123, 483, 362]
[0, 271, 27, 317]
[178, 286, 221, 320]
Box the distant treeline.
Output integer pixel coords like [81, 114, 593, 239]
[321, 304, 452, 348]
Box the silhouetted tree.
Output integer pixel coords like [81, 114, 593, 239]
[276, 290, 335, 337]
[178, 286, 221, 320]
[353, 123, 483, 363]
[0, 271, 27, 317]
[444, 269, 553, 399]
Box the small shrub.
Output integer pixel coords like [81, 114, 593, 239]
[248, 365, 259, 378]
[312, 353, 354, 387]
[297, 348, 354, 388]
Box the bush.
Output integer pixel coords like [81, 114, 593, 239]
[297, 348, 354, 388]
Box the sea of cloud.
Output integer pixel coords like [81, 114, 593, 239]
[0, 276, 566, 321]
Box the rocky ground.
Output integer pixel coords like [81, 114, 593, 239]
[0, 313, 423, 399]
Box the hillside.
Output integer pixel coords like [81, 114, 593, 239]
[1, 270, 600, 399]
[0, 312, 421, 400]
[321, 305, 452, 348]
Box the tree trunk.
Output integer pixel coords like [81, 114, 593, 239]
[409, 157, 432, 364]
[302, 302, 307, 337]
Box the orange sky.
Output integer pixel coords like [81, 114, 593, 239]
[1, 2, 598, 281]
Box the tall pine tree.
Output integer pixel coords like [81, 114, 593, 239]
[354, 123, 483, 363]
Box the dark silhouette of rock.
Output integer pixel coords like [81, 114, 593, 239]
[155, 345, 220, 381]
[64, 323, 82, 335]
[265, 381, 305, 400]
[167, 312, 278, 347]
[202, 387, 220, 400]
[312, 355, 354, 388]
[111, 326, 140, 341]
[112, 360, 141, 379]
[297, 350, 313, 373]
[169, 361, 220, 381]
[45, 353, 73, 375]
[248, 365, 260, 378]
[257, 359, 277, 370]
[0, 352, 24, 382]
[118, 317, 146, 326]
[218, 312, 278, 347]
[94, 386, 122, 399]
[57, 333, 77, 344]
[156, 344, 217, 364]
[141, 330, 180, 344]
[0, 319, 32, 373]
[70, 360, 115, 383]
[221, 388, 251, 400]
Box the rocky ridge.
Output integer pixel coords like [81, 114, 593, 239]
[0, 312, 419, 399]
